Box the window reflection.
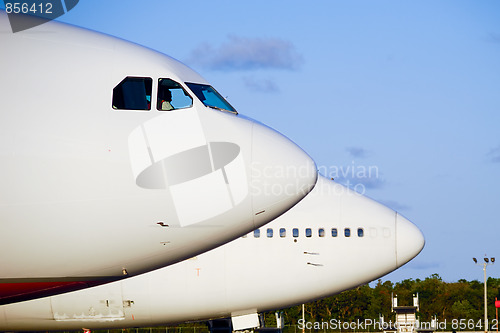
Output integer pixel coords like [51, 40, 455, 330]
[157, 78, 192, 111]
[186, 82, 236, 113]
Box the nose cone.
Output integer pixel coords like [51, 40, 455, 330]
[396, 213, 425, 267]
[251, 123, 317, 227]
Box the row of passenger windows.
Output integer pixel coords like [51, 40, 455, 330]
[112, 76, 236, 112]
[248, 228, 365, 238]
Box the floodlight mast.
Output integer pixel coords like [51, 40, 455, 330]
[473, 256, 495, 333]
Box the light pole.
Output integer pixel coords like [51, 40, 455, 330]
[473, 256, 495, 333]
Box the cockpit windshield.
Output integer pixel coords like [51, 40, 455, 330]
[185, 82, 237, 114]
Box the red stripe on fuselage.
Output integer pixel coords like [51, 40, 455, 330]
[0, 280, 110, 305]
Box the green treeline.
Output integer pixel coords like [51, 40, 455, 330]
[270, 274, 500, 330]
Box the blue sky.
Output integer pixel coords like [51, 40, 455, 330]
[3, 1, 500, 283]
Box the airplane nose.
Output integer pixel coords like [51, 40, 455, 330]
[396, 213, 425, 267]
[251, 123, 317, 227]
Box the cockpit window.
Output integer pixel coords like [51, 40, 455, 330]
[185, 82, 237, 114]
[157, 78, 193, 111]
[112, 77, 152, 110]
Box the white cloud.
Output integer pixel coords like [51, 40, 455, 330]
[487, 145, 500, 163]
[346, 146, 369, 158]
[242, 76, 280, 93]
[188, 35, 303, 71]
[489, 33, 500, 44]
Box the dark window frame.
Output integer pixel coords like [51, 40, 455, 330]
[157, 78, 193, 111]
[112, 76, 152, 111]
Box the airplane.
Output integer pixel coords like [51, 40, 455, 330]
[0, 176, 425, 331]
[0, 11, 318, 305]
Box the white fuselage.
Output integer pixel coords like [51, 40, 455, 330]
[0, 11, 317, 304]
[0, 176, 424, 331]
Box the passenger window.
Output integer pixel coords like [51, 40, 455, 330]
[157, 78, 193, 111]
[280, 228, 286, 238]
[345, 228, 351, 237]
[331, 228, 338, 237]
[112, 77, 152, 110]
[254, 229, 260, 238]
[358, 228, 364, 237]
[293, 228, 299, 237]
[267, 228, 273, 238]
[318, 228, 325, 237]
[305, 228, 312, 238]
